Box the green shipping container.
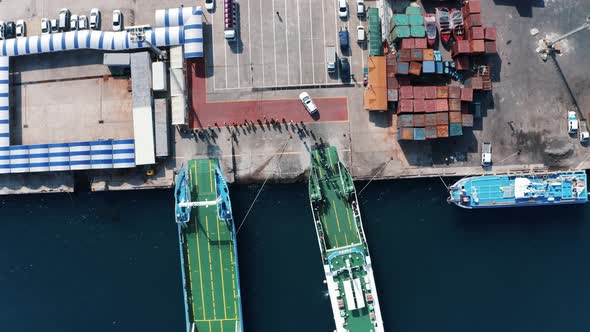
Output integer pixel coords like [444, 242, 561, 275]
[410, 25, 426, 38]
[368, 8, 382, 56]
[391, 14, 409, 27]
[405, 6, 422, 16]
[392, 26, 411, 40]
[408, 15, 424, 26]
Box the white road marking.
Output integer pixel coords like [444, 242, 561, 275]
[297, 0, 303, 84]
[224, 17, 228, 89]
[248, 0, 253, 86]
[211, 12, 217, 92]
[284, 0, 290, 85]
[260, 0, 265, 86]
[322, 0, 327, 83]
[273, 0, 278, 85]
[309, 0, 315, 84]
[235, 34, 240, 88]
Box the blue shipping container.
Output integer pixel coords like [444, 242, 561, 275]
[449, 123, 463, 136]
[398, 114, 414, 127]
[435, 61, 444, 74]
[413, 127, 426, 140]
[423, 61, 435, 73]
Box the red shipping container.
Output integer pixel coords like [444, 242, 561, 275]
[461, 102, 471, 114]
[425, 113, 437, 126]
[413, 114, 425, 127]
[469, 77, 483, 90]
[466, 0, 481, 14]
[425, 86, 437, 99]
[462, 114, 474, 127]
[414, 38, 427, 49]
[449, 111, 462, 123]
[398, 100, 413, 113]
[387, 77, 399, 89]
[413, 99, 425, 113]
[470, 39, 485, 53]
[449, 99, 462, 111]
[425, 100, 437, 113]
[398, 49, 412, 62]
[409, 62, 422, 75]
[423, 49, 435, 61]
[436, 99, 449, 112]
[461, 87, 473, 102]
[387, 66, 396, 78]
[485, 41, 497, 54]
[466, 14, 483, 28]
[455, 55, 470, 71]
[436, 112, 449, 125]
[400, 86, 414, 99]
[448, 86, 461, 99]
[425, 126, 438, 139]
[484, 27, 497, 41]
[452, 40, 470, 55]
[436, 125, 449, 138]
[400, 38, 415, 49]
[413, 86, 425, 100]
[436, 86, 449, 99]
[398, 127, 414, 140]
[468, 26, 485, 40]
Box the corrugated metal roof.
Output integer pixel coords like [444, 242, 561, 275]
[154, 98, 169, 157]
[103, 53, 130, 66]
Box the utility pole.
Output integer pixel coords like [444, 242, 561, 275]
[537, 15, 590, 61]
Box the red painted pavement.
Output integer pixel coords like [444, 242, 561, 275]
[187, 58, 349, 129]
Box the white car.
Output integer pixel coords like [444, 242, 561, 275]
[15, 20, 26, 37]
[112, 10, 123, 31]
[41, 18, 50, 34]
[79, 15, 88, 30]
[70, 14, 78, 30]
[338, 0, 348, 19]
[568, 111, 578, 134]
[580, 130, 589, 142]
[90, 8, 101, 30]
[299, 92, 318, 115]
[481, 142, 492, 167]
[205, 0, 215, 11]
[356, 0, 365, 17]
[0, 21, 6, 40]
[50, 19, 58, 33]
[357, 25, 365, 42]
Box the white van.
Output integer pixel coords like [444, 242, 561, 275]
[58, 8, 71, 31]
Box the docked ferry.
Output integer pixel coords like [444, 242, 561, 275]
[308, 146, 384, 332]
[448, 171, 587, 209]
[174, 159, 243, 332]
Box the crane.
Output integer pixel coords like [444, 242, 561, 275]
[537, 15, 590, 60]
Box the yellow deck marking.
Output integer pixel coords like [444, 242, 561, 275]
[345, 207, 354, 240]
[217, 216, 228, 319]
[195, 216, 207, 319]
[229, 239, 238, 317]
[208, 321, 211, 332]
[315, 150, 323, 178]
[344, 233, 349, 245]
[195, 318, 239, 322]
[332, 204, 341, 232]
[183, 229, 197, 320]
[208, 160, 214, 193]
[205, 216, 217, 318]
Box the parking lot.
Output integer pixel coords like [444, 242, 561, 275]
[203, 0, 369, 91]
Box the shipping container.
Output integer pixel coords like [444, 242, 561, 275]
[436, 86, 449, 99]
[436, 125, 449, 138]
[466, 77, 483, 89]
[425, 113, 437, 126]
[424, 86, 437, 99]
[466, 14, 483, 28]
[414, 38, 427, 49]
[413, 99, 425, 113]
[398, 49, 412, 62]
[152, 62, 168, 92]
[462, 113, 474, 127]
[399, 100, 414, 113]
[387, 66, 396, 78]
[398, 127, 414, 140]
[410, 25, 426, 37]
[408, 15, 424, 26]
[405, 6, 421, 16]
[449, 111, 462, 123]
[426, 126, 438, 139]
[449, 99, 462, 111]
[391, 14, 409, 27]
[411, 48, 423, 61]
[397, 62, 410, 75]
[436, 99, 449, 111]
[435, 61, 444, 74]
[452, 40, 470, 55]
[400, 86, 413, 99]
[413, 86, 426, 99]
[397, 114, 414, 127]
[409, 62, 422, 75]
[422, 49, 434, 61]
[484, 41, 497, 54]
[392, 26, 411, 40]
[400, 38, 415, 49]
[484, 27, 497, 41]
[466, 0, 481, 14]
[413, 114, 425, 127]
[454, 55, 470, 70]
[461, 87, 473, 102]
[467, 26, 485, 40]
[448, 86, 461, 99]
[425, 100, 437, 113]
[413, 127, 426, 140]
[436, 112, 449, 125]
[387, 89, 399, 102]
[387, 77, 398, 88]
[423, 60, 435, 73]
[449, 123, 463, 136]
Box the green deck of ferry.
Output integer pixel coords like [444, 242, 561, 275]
[311, 147, 375, 331]
[182, 159, 240, 332]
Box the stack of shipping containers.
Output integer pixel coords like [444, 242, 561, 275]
[368, 8, 382, 56]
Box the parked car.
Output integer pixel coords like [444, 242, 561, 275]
[15, 20, 26, 37]
[339, 58, 350, 82]
[338, 0, 348, 18]
[481, 142, 492, 167]
[299, 92, 318, 115]
[356, 0, 365, 17]
[5, 22, 16, 39]
[0, 21, 6, 40]
[41, 18, 50, 34]
[50, 19, 58, 33]
[70, 14, 79, 30]
[568, 111, 578, 134]
[205, 0, 215, 11]
[357, 25, 365, 43]
[339, 27, 349, 50]
[79, 15, 88, 30]
[112, 10, 123, 31]
[90, 8, 101, 30]
[58, 8, 71, 31]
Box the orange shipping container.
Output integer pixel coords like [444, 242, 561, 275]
[398, 127, 414, 140]
[409, 62, 422, 75]
[448, 86, 461, 99]
[449, 111, 462, 123]
[436, 86, 449, 99]
[423, 49, 435, 61]
[364, 56, 388, 111]
[470, 39, 485, 53]
[461, 87, 473, 101]
[436, 112, 449, 125]
[449, 99, 462, 111]
[436, 125, 449, 138]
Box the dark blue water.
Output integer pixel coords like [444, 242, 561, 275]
[2, 179, 590, 332]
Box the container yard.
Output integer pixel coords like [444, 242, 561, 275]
[0, 0, 588, 194]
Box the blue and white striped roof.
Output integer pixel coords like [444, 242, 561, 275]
[0, 56, 8, 148]
[155, 6, 203, 58]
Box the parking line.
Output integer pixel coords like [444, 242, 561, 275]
[248, 0, 253, 85]
[235, 38, 240, 88]
[322, 0, 327, 83]
[297, 0, 303, 84]
[309, 0, 315, 84]
[260, 0, 265, 86]
[284, 0, 290, 85]
[224, 18, 228, 89]
[273, 0, 278, 86]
